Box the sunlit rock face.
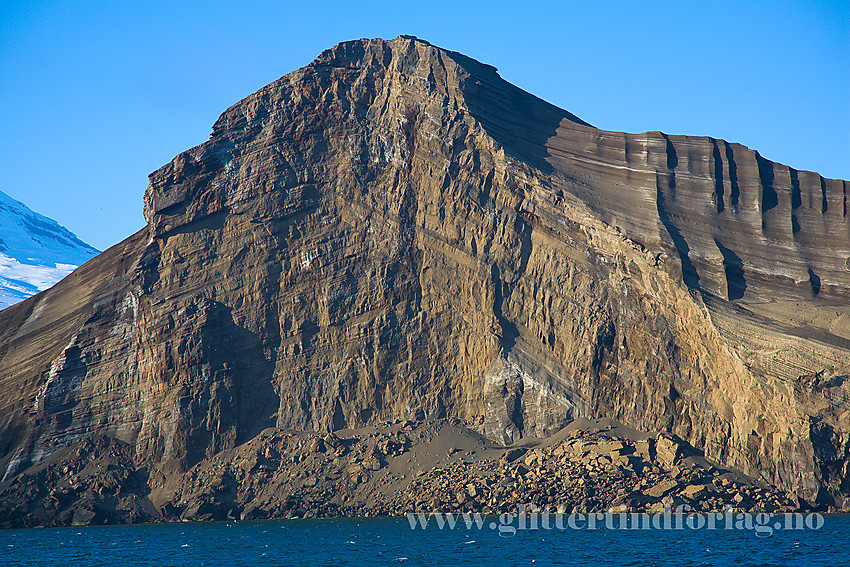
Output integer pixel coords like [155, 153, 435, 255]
[1, 36, 847, 508]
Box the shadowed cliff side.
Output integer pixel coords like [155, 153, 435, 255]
[0, 36, 848, 516]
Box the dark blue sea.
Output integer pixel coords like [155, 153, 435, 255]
[1, 514, 848, 566]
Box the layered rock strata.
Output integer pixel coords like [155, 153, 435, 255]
[0, 36, 848, 524]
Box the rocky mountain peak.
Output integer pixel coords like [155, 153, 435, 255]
[143, 36, 590, 232]
[1, 38, 848, 525]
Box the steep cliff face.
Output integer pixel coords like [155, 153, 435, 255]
[0, 36, 847, 511]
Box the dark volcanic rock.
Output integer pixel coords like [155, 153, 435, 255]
[0, 36, 848, 525]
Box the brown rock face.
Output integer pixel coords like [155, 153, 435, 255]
[0, 36, 848, 515]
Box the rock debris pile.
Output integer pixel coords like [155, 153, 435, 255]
[0, 419, 798, 527]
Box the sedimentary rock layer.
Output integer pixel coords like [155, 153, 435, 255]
[0, 36, 847, 520]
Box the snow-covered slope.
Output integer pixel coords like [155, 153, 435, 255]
[0, 190, 99, 309]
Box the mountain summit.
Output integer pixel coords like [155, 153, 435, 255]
[0, 190, 98, 309]
[0, 37, 847, 525]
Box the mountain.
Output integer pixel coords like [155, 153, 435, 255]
[0, 190, 99, 309]
[0, 36, 847, 526]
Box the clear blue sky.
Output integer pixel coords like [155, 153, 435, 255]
[1, 0, 847, 251]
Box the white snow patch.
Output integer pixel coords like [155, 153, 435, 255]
[0, 254, 79, 309]
[0, 189, 99, 310]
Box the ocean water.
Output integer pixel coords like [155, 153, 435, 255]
[1, 514, 848, 566]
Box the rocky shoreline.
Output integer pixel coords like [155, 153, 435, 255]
[0, 418, 813, 528]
